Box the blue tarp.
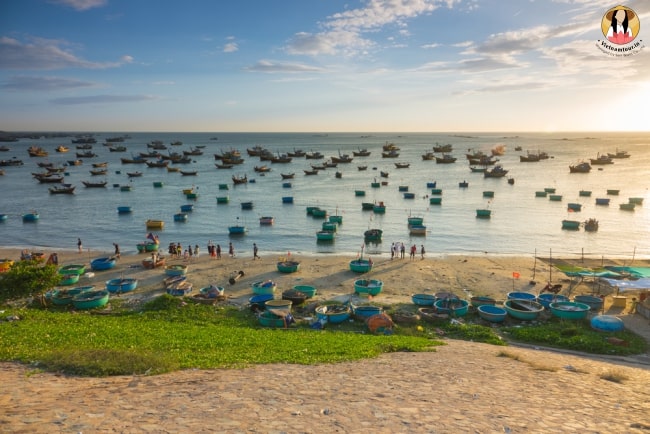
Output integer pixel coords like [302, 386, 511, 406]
[600, 277, 650, 291]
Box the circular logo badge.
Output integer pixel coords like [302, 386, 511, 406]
[601, 5, 640, 45]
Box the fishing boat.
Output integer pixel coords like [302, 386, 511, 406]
[569, 162, 591, 173]
[364, 228, 382, 242]
[435, 154, 457, 164]
[90, 256, 117, 271]
[407, 216, 423, 226]
[549, 301, 590, 320]
[277, 260, 300, 273]
[459, 180, 469, 188]
[280, 173, 295, 179]
[373, 201, 386, 213]
[90, 168, 107, 175]
[422, 152, 435, 160]
[562, 220, 581, 230]
[232, 174, 248, 184]
[82, 180, 107, 188]
[55, 145, 69, 153]
[628, 197, 644, 205]
[549, 194, 563, 201]
[241, 201, 254, 210]
[607, 149, 630, 159]
[590, 153, 613, 165]
[27, 146, 48, 157]
[259, 216, 275, 225]
[145, 219, 164, 229]
[22, 211, 39, 222]
[173, 212, 188, 222]
[411, 293, 436, 306]
[381, 150, 400, 158]
[567, 203, 582, 211]
[619, 202, 635, 211]
[349, 258, 373, 273]
[322, 221, 337, 232]
[106, 278, 138, 293]
[607, 189, 620, 195]
[49, 184, 76, 194]
[228, 223, 247, 235]
[281, 196, 293, 203]
[477, 305, 507, 323]
[595, 198, 610, 206]
[429, 197, 442, 205]
[503, 299, 544, 320]
[476, 209, 491, 218]
[216, 196, 229, 204]
[71, 289, 110, 310]
[352, 148, 371, 157]
[353, 279, 383, 296]
[394, 162, 410, 168]
[136, 241, 159, 253]
[584, 218, 599, 232]
[316, 230, 335, 241]
[484, 165, 508, 178]
[117, 206, 132, 214]
[409, 225, 427, 235]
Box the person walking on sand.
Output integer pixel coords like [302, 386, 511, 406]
[229, 242, 235, 257]
[216, 244, 222, 259]
[410, 244, 416, 260]
[187, 243, 193, 261]
[420, 244, 426, 260]
[194, 244, 200, 260]
[113, 243, 120, 259]
[253, 243, 260, 260]
[176, 242, 182, 259]
[77, 238, 82, 253]
[400, 242, 405, 259]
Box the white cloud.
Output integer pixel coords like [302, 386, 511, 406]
[223, 43, 238, 53]
[244, 60, 325, 73]
[50, 0, 107, 11]
[51, 94, 157, 105]
[2, 75, 98, 91]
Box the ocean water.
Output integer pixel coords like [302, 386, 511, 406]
[0, 132, 648, 260]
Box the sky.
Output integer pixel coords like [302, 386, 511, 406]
[1, 0, 649, 132]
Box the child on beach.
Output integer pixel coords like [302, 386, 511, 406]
[420, 245, 426, 260]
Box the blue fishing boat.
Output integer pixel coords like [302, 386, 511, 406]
[507, 291, 536, 301]
[595, 198, 610, 206]
[316, 230, 335, 241]
[22, 211, 39, 222]
[173, 212, 188, 222]
[573, 294, 603, 311]
[216, 196, 229, 204]
[106, 278, 138, 293]
[591, 315, 625, 332]
[117, 206, 132, 214]
[476, 209, 491, 218]
[180, 204, 194, 212]
[352, 304, 383, 321]
[90, 256, 117, 271]
[0, 214, 7, 222]
[429, 197, 442, 205]
[166, 280, 193, 296]
[282, 196, 294, 203]
[567, 203, 582, 211]
[536, 293, 569, 309]
[470, 296, 496, 307]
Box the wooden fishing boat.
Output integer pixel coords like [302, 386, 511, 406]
[106, 278, 138, 293]
[232, 175, 248, 184]
[435, 154, 456, 164]
[590, 154, 613, 165]
[277, 260, 300, 273]
[484, 165, 508, 177]
[259, 216, 274, 225]
[146, 219, 164, 229]
[569, 162, 591, 173]
[394, 162, 410, 168]
[477, 305, 507, 323]
[280, 173, 295, 179]
[27, 146, 48, 157]
[180, 170, 198, 176]
[549, 301, 590, 320]
[303, 169, 318, 175]
[82, 180, 107, 188]
[353, 148, 371, 157]
[363, 229, 382, 242]
[49, 184, 76, 194]
[71, 289, 109, 310]
[354, 278, 383, 296]
[409, 224, 427, 235]
[503, 299, 544, 320]
[55, 145, 69, 153]
[90, 256, 117, 271]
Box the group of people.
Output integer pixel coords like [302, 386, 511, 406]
[391, 242, 425, 260]
[167, 242, 201, 261]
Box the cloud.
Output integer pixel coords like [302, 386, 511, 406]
[50, 94, 157, 105]
[50, 0, 107, 11]
[0, 36, 133, 70]
[223, 42, 238, 53]
[2, 75, 98, 91]
[244, 60, 325, 73]
[286, 0, 459, 56]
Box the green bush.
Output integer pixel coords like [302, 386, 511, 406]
[0, 260, 61, 303]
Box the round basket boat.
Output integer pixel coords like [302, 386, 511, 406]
[293, 285, 317, 298]
[434, 298, 469, 317]
[258, 310, 290, 328]
[58, 264, 86, 276]
[277, 260, 300, 273]
[470, 296, 496, 308]
[190, 285, 225, 304]
[282, 289, 307, 305]
[60, 273, 81, 286]
[549, 301, 590, 320]
[591, 315, 625, 332]
[51, 286, 94, 306]
[72, 289, 109, 310]
[315, 304, 351, 324]
[418, 307, 449, 323]
[573, 295, 604, 311]
[265, 299, 292, 313]
[477, 305, 507, 323]
[503, 299, 544, 321]
[411, 293, 436, 306]
[106, 278, 138, 293]
[166, 280, 192, 296]
[354, 279, 383, 296]
[353, 305, 383, 321]
[537, 293, 569, 309]
[391, 311, 421, 325]
[165, 264, 188, 277]
[507, 291, 536, 301]
[366, 313, 393, 333]
[252, 280, 277, 295]
[249, 293, 274, 311]
[435, 291, 458, 301]
[90, 256, 116, 271]
[349, 259, 372, 273]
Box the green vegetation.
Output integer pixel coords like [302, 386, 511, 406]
[0, 260, 60, 302]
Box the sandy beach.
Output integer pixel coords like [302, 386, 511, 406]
[1, 247, 649, 432]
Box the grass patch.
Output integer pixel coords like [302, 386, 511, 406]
[495, 350, 556, 372]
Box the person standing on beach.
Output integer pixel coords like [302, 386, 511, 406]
[187, 243, 193, 261]
[77, 238, 82, 253]
[420, 245, 426, 260]
[176, 243, 182, 259]
[194, 244, 200, 260]
[229, 242, 235, 257]
[113, 243, 120, 259]
[400, 242, 405, 259]
[410, 244, 416, 260]
[253, 243, 260, 260]
[216, 244, 222, 259]
[390, 243, 395, 260]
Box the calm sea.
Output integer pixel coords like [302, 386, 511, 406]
[1, 132, 648, 260]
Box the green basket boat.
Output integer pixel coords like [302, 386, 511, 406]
[354, 278, 383, 296]
[72, 289, 110, 310]
[60, 273, 81, 286]
[58, 264, 86, 276]
[277, 260, 300, 273]
[349, 259, 373, 273]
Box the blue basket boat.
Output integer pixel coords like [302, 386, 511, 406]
[60, 274, 81, 286]
[166, 280, 193, 296]
[411, 293, 436, 306]
[72, 289, 109, 310]
[503, 299, 544, 320]
[434, 298, 469, 317]
[293, 285, 317, 298]
[106, 278, 138, 293]
[507, 291, 536, 301]
[353, 305, 383, 321]
[315, 304, 351, 324]
[477, 305, 507, 323]
[549, 301, 590, 320]
[117, 206, 132, 214]
[180, 204, 194, 212]
[573, 294, 604, 311]
[258, 310, 290, 328]
[58, 264, 86, 276]
[90, 256, 116, 271]
[354, 279, 383, 296]
[591, 315, 625, 332]
[252, 280, 277, 295]
[537, 293, 569, 309]
[165, 264, 188, 276]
